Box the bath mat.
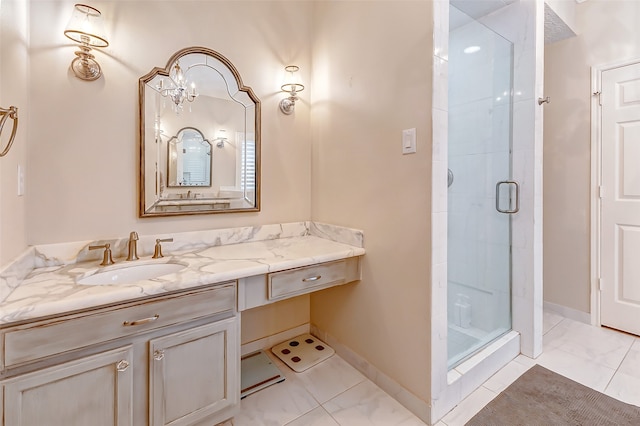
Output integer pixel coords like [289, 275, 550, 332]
[240, 350, 285, 398]
[466, 365, 640, 425]
[271, 334, 334, 372]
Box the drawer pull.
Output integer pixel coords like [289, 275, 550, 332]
[153, 349, 165, 361]
[116, 360, 130, 372]
[302, 275, 322, 282]
[123, 314, 159, 326]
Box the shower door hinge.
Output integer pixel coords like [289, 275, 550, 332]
[598, 278, 603, 291]
[598, 185, 604, 199]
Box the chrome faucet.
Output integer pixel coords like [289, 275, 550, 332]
[126, 231, 139, 261]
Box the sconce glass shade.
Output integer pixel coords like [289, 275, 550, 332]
[279, 65, 304, 115]
[64, 4, 108, 81]
[64, 4, 108, 47]
[281, 65, 304, 94]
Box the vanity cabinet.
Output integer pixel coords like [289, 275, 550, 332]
[3, 346, 134, 426]
[149, 318, 238, 426]
[0, 283, 239, 426]
[238, 257, 362, 311]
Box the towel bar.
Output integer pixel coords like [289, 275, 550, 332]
[0, 105, 19, 157]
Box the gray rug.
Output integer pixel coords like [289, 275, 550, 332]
[466, 365, 640, 426]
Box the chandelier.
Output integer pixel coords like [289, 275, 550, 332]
[157, 60, 198, 113]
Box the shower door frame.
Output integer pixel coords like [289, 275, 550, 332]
[446, 10, 515, 369]
[429, 0, 545, 423]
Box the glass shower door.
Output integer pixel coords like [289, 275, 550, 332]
[447, 5, 514, 369]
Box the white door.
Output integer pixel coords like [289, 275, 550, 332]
[601, 61, 640, 336]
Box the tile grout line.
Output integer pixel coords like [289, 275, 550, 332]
[602, 340, 634, 393]
[543, 316, 565, 336]
[321, 405, 343, 426]
[280, 355, 369, 426]
[281, 405, 319, 426]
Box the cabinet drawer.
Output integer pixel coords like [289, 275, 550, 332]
[3, 283, 236, 368]
[268, 259, 358, 301]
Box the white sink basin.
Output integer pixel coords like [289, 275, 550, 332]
[77, 262, 187, 286]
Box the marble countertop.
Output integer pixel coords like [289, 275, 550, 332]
[0, 222, 365, 326]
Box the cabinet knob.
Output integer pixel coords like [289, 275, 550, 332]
[116, 360, 130, 372]
[153, 349, 165, 361]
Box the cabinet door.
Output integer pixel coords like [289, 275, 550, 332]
[149, 317, 239, 426]
[3, 346, 133, 426]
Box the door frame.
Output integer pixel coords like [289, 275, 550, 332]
[590, 57, 640, 326]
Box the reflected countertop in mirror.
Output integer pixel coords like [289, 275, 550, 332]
[139, 47, 261, 217]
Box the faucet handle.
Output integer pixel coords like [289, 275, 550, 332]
[152, 238, 173, 259]
[89, 243, 115, 266]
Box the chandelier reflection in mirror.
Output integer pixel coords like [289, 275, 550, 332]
[157, 60, 198, 113]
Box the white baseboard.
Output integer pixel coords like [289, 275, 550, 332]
[240, 323, 310, 356]
[310, 325, 431, 424]
[544, 301, 591, 324]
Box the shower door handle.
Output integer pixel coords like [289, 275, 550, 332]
[495, 181, 520, 214]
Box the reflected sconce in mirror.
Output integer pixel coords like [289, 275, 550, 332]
[64, 3, 109, 81]
[158, 60, 198, 113]
[279, 65, 304, 115]
[214, 129, 228, 148]
[0, 106, 19, 157]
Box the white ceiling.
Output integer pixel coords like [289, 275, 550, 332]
[450, 0, 579, 45]
[544, 2, 576, 44]
[450, 0, 517, 21]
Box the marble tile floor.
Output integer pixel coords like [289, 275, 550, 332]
[219, 313, 640, 426]
[218, 349, 427, 426]
[438, 313, 640, 426]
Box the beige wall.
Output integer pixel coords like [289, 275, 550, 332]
[309, 1, 433, 402]
[26, 1, 312, 244]
[6, 0, 437, 403]
[544, 1, 640, 312]
[241, 295, 310, 345]
[18, 0, 314, 346]
[0, 0, 29, 266]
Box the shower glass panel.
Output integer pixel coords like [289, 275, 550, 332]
[447, 5, 513, 369]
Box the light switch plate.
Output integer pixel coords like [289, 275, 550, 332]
[402, 128, 416, 154]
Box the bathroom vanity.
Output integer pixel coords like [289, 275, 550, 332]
[0, 222, 364, 426]
[1, 284, 238, 426]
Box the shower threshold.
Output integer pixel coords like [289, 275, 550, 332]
[448, 326, 511, 370]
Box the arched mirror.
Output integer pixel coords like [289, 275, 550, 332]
[167, 127, 212, 187]
[139, 47, 260, 217]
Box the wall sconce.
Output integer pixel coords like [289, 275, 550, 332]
[214, 129, 228, 148]
[64, 4, 109, 81]
[279, 65, 304, 115]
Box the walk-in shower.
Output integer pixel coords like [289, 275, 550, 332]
[447, 4, 515, 369]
